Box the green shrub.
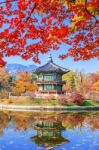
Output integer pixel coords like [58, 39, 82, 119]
[81, 100, 95, 106]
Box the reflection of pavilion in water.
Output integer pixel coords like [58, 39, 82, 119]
[31, 120, 69, 150]
[1, 111, 99, 149]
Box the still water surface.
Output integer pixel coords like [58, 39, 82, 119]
[0, 111, 99, 150]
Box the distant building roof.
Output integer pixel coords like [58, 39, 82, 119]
[34, 54, 70, 74]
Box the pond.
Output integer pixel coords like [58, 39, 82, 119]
[0, 111, 99, 150]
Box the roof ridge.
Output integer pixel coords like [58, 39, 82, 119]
[50, 62, 69, 71]
[37, 62, 49, 69]
[49, 62, 59, 69]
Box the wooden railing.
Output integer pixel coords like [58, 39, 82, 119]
[38, 90, 64, 94]
[36, 80, 65, 84]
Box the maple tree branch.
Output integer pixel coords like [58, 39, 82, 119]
[84, 0, 97, 23]
[26, 3, 37, 22]
[85, 8, 97, 23]
[0, 0, 18, 5]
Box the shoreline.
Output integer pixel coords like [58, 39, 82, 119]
[0, 104, 99, 112]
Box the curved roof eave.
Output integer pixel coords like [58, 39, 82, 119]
[33, 62, 70, 74]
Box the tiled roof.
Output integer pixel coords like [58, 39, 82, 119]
[34, 62, 69, 74]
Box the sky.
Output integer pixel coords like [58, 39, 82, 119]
[4, 43, 99, 73]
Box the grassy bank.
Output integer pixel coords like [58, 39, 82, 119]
[81, 100, 99, 106]
[0, 98, 99, 107]
[0, 98, 59, 106]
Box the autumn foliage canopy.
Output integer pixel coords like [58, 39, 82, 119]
[0, 0, 99, 66]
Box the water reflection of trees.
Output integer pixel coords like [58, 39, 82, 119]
[0, 112, 9, 135]
[0, 111, 99, 149]
[0, 111, 99, 132]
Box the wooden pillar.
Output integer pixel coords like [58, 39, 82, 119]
[43, 74, 44, 81]
[56, 84, 57, 94]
